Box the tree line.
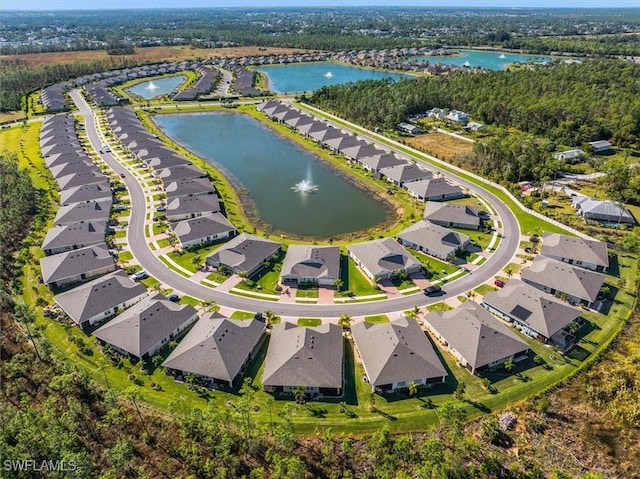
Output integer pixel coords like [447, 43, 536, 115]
[308, 58, 640, 149]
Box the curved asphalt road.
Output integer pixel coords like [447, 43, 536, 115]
[71, 90, 520, 317]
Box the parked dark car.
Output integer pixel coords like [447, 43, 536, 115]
[423, 285, 442, 296]
[494, 279, 505, 288]
[167, 294, 180, 302]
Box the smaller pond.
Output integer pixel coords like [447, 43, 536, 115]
[414, 49, 556, 71]
[257, 62, 412, 94]
[126, 75, 187, 99]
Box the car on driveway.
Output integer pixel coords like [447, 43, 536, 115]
[167, 294, 180, 302]
[131, 270, 148, 281]
[494, 279, 505, 288]
[423, 285, 442, 296]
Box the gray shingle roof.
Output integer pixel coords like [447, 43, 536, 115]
[541, 232, 609, 269]
[521, 256, 606, 303]
[379, 163, 432, 184]
[171, 213, 236, 244]
[481, 279, 581, 338]
[405, 178, 464, 200]
[164, 177, 216, 199]
[352, 316, 446, 387]
[424, 301, 529, 371]
[397, 220, 469, 258]
[423, 201, 481, 228]
[359, 153, 407, 171]
[262, 322, 343, 389]
[573, 197, 635, 224]
[41, 221, 107, 253]
[94, 294, 197, 358]
[53, 200, 112, 226]
[54, 270, 147, 326]
[157, 164, 206, 182]
[57, 170, 107, 190]
[59, 182, 112, 206]
[280, 245, 340, 281]
[348, 238, 421, 278]
[39, 243, 115, 285]
[206, 232, 281, 275]
[166, 194, 220, 217]
[162, 313, 264, 383]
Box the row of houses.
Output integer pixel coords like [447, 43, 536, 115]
[173, 67, 219, 101]
[105, 106, 238, 248]
[258, 100, 466, 202]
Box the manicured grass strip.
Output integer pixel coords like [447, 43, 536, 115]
[178, 295, 200, 306]
[297, 318, 322, 327]
[230, 310, 256, 320]
[408, 248, 459, 279]
[364, 314, 390, 324]
[158, 255, 192, 277]
[118, 251, 133, 262]
[230, 289, 279, 301]
[473, 283, 499, 296]
[426, 302, 453, 312]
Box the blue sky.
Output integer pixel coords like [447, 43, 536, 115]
[3, 1, 639, 9]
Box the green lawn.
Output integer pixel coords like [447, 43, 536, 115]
[452, 227, 492, 251]
[408, 248, 459, 279]
[167, 242, 224, 272]
[206, 271, 229, 283]
[504, 262, 522, 275]
[390, 277, 416, 290]
[336, 254, 384, 297]
[298, 318, 322, 327]
[426, 302, 453, 312]
[118, 251, 133, 263]
[156, 238, 172, 248]
[114, 229, 127, 239]
[473, 284, 499, 296]
[178, 296, 200, 306]
[364, 314, 390, 324]
[296, 286, 319, 299]
[235, 255, 284, 296]
[230, 310, 256, 320]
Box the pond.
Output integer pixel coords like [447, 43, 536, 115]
[126, 75, 187, 99]
[257, 62, 412, 94]
[154, 112, 391, 238]
[413, 49, 556, 71]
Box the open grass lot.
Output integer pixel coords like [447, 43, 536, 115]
[0, 110, 27, 124]
[405, 131, 474, 161]
[1, 45, 315, 69]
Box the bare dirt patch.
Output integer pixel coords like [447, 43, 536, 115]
[405, 132, 474, 161]
[1, 45, 320, 68]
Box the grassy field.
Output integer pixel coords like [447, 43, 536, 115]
[406, 132, 474, 161]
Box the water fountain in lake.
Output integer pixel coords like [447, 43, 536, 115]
[499, 54, 506, 59]
[292, 168, 318, 193]
[146, 81, 159, 91]
[324, 71, 333, 78]
[463, 61, 471, 67]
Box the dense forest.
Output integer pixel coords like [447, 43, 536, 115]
[1, 7, 639, 55]
[309, 59, 640, 148]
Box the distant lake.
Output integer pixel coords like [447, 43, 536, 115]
[257, 62, 412, 94]
[414, 49, 555, 71]
[126, 75, 186, 99]
[155, 112, 390, 238]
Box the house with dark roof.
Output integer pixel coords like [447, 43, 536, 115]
[40, 243, 116, 289]
[424, 301, 529, 375]
[340, 143, 385, 162]
[262, 322, 344, 397]
[54, 270, 148, 329]
[482, 280, 581, 348]
[59, 182, 112, 206]
[165, 194, 220, 222]
[348, 238, 421, 282]
[156, 164, 207, 183]
[405, 178, 465, 202]
[49, 160, 97, 180]
[588, 140, 612, 154]
[206, 233, 281, 278]
[521, 256, 606, 307]
[541, 232, 609, 272]
[145, 154, 190, 170]
[56, 170, 107, 191]
[379, 163, 432, 187]
[171, 213, 236, 248]
[163, 313, 265, 387]
[280, 245, 340, 286]
[423, 201, 481, 230]
[41, 221, 107, 256]
[359, 153, 407, 173]
[397, 220, 470, 261]
[53, 200, 112, 226]
[94, 294, 198, 359]
[164, 177, 216, 200]
[351, 316, 447, 393]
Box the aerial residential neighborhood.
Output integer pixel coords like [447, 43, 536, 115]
[2, 2, 639, 477]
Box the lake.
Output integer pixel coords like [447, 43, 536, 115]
[154, 112, 390, 238]
[126, 75, 187, 99]
[257, 62, 411, 94]
[414, 49, 555, 71]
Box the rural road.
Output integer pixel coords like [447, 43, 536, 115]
[71, 90, 520, 317]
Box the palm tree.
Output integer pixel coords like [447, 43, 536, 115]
[264, 310, 279, 326]
[333, 278, 344, 291]
[200, 299, 217, 313]
[504, 266, 513, 279]
[408, 381, 419, 397]
[466, 290, 477, 302]
[191, 254, 202, 269]
[338, 314, 352, 330]
[293, 385, 307, 404]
